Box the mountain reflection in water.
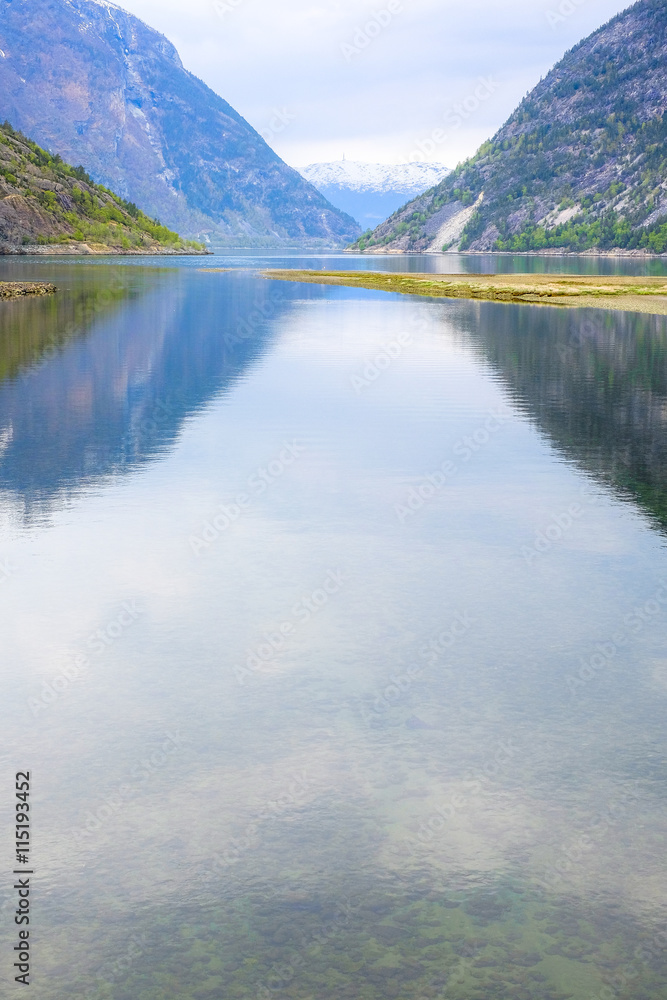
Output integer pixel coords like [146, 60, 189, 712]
[1, 263, 666, 1000]
[0, 269, 290, 511]
[464, 301, 667, 535]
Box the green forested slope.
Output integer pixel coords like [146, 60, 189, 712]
[0, 121, 206, 253]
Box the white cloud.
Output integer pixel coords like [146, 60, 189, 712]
[113, 0, 633, 168]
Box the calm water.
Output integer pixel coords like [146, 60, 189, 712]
[1, 254, 666, 999]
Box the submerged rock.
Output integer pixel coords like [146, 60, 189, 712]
[0, 281, 56, 297]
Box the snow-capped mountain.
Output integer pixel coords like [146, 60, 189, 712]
[299, 161, 451, 228]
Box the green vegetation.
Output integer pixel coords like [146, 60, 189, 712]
[0, 121, 206, 252]
[495, 213, 667, 254]
[452, 105, 667, 252]
[48, 877, 667, 1000]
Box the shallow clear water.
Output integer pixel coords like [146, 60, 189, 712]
[1, 254, 666, 999]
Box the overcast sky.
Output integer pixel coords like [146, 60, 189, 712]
[115, 0, 634, 169]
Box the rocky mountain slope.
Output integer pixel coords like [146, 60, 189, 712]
[300, 161, 450, 228]
[0, 0, 359, 247]
[0, 121, 205, 253]
[353, 0, 667, 254]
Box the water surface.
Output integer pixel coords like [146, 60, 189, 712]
[0, 254, 666, 999]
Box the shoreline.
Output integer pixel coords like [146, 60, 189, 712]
[346, 247, 667, 259]
[0, 243, 212, 256]
[262, 269, 667, 317]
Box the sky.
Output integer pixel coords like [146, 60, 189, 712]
[114, 0, 634, 170]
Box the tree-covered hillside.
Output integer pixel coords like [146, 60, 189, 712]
[0, 121, 205, 253]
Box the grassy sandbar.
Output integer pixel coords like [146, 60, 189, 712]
[261, 269, 667, 316]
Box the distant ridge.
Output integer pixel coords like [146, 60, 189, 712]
[300, 161, 450, 229]
[353, 0, 667, 254]
[0, 0, 360, 246]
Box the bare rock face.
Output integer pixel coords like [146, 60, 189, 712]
[358, 0, 667, 254]
[0, 0, 359, 245]
[0, 194, 61, 244]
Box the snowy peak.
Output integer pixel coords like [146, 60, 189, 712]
[300, 161, 451, 196]
[298, 161, 451, 229]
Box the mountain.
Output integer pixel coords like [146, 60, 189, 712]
[300, 161, 450, 229]
[353, 0, 667, 254]
[0, 121, 206, 253]
[0, 0, 359, 247]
